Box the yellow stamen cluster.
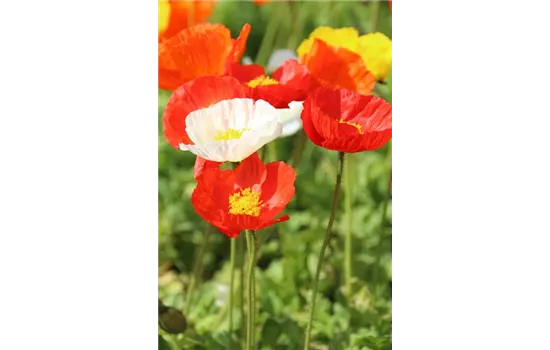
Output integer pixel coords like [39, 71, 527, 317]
[213, 128, 251, 141]
[228, 188, 262, 216]
[247, 75, 279, 88]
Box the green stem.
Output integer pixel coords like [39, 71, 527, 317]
[290, 130, 307, 168]
[229, 237, 236, 348]
[260, 146, 267, 162]
[255, 2, 284, 66]
[344, 154, 354, 298]
[245, 230, 257, 350]
[370, 0, 381, 33]
[240, 235, 247, 349]
[267, 141, 277, 163]
[185, 223, 212, 314]
[303, 152, 345, 350]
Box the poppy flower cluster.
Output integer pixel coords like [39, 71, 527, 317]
[160, 22, 391, 238]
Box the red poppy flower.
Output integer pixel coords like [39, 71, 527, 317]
[225, 59, 313, 108]
[301, 86, 392, 152]
[159, 23, 250, 91]
[389, 0, 392, 12]
[300, 39, 375, 96]
[191, 152, 296, 238]
[163, 75, 246, 149]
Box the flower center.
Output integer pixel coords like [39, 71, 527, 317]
[338, 118, 364, 134]
[228, 187, 262, 216]
[213, 128, 251, 141]
[247, 75, 279, 88]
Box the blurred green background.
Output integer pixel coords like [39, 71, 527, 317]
[159, 1, 392, 349]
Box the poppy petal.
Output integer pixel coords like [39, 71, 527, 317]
[194, 156, 223, 179]
[225, 63, 265, 83]
[159, 24, 232, 91]
[191, 167, 234, 230]
[302, 39, 375, 96]
[261, 161, 296, 211]
[234, 152, 267, 191]
[271, 59, 315, 100]
[163, 76, 246, 149]
[230, 23, 251, 64]
[255, 214, 290, 231]
[246, 84, 302, 109]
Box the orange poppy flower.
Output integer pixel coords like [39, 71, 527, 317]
[301, 86, 392, 153]
[158, 1, 216, 41]
[159, 23, 251, 91]
[163, 75, 246, 149]
[299, 39, 375, 96]
[191, 152, 296, 238]
[225, 59, 313, 108]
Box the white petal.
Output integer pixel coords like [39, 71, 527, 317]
[266, 49, 299, 72]
[185, 98, 256, 146]
[282, 118, 303, 137]
[241, 56, 254, 65]
[278, 100, 304, 125]
[181, 98, 283, 162]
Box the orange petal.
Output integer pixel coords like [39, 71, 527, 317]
[229, 24, 251, 64]
[302, 39, 375, 96]
[159, 23, 232, 91]
[162, 76, 246, 149]
[160, 1, 216, 40]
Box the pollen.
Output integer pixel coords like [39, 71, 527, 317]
[228, 188, 263, 216]
[247, 75, 279, 88]
[213, 128, 251, 141]
[338, 118, 364, 134]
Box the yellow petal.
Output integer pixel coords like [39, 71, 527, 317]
[297, 27, 359, 59]
[159, 1, 171, 36]
[358, 32, 392, 82]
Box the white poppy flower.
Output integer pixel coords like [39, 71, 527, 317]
[179, 98, 283, 162]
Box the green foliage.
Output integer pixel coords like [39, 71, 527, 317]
[159, 1, 392, 349]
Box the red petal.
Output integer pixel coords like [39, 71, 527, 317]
[259, 161, 296, 222]
[159, 23, 233, 91]
[191, 167, 235, 233]
[163, 75, 246, 149]
[194, 156, 223, 179]
[271, 59, 316, 100]
[233, 152, 267, 192]
[301, 87, 342, 145]
[255, 214, 290, 231]
[246, 84, 303, 109]
[225, 63, 265, 83]
[302, 39, 375, 96]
